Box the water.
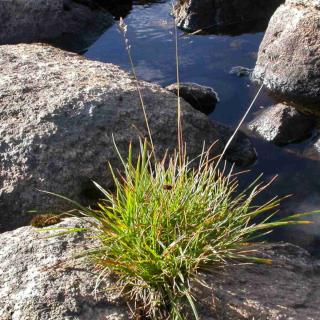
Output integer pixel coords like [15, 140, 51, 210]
[84, 0, 320, 252]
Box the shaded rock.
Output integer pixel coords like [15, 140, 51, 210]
[166, 82, 219, 115]
[229, 66, 252, 78]
[247, 103, 316, 145]
[214, 122, 257, 167]
[0, 44, 256, 232]
[252, 0, 320, 108]
[272, 194, 320, 252]
[0, 0, 113, 51]
[173, 0, 284, 34]
[92, 0, 133, 20]
[1, 219, 320, 320]
[0, 218, 128, 320]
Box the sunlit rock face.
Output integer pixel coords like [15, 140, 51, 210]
[252, 0, 320, 109]
[173, 0, 284, 34]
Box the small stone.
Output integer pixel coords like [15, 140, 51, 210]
[166, 82, 219, 115]
[214, 122, 257, 167]
[247, 103, 316, 145]
[230, 66, 252, 78]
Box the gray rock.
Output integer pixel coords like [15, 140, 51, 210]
[214, 122, 257, 166]
[0, 217, 128, 320]
[252, 0, 320, 108]
[247, 103, 316, 145]
[166, 82, 219, 114]
[0, 0, 113, 50]
[198, 242, 320, 320]
[173, 0, 284, 33]
[229, 66, 252, 78]
[1, 219, 320, 320]
[0, 44, 256, 232]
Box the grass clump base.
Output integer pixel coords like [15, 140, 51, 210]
[30, 213, 62, 228]
[49, 140, 312, 319]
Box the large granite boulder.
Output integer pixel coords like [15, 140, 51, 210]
[1, 217, 320, 319]
[173, 0, 284, 33]
[0, 0, 113, 50]
[252, 0, 320, 108]
[247, 103, 316, 145]
[0, 44, 256, 232]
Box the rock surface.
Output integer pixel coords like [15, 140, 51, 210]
[214, 122, 257, 166]
[0, 218, 128, 320]
[0, 0, 113, 50]
[199, 242, 320, 320]
[1, 218, 320, 320]
[166, 82, 219, 115]
[229, 66, 252, 78]
[247, 103, 316, 145]
[252, 0, 320, 108]
[173, 0, 284, 33]
[0, 44, 256, 232]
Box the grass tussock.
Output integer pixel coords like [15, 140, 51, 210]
[43, 16, 318, 320]
[47, 140, 313, 319]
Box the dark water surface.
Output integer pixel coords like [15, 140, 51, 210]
[85, 0, 320, 252]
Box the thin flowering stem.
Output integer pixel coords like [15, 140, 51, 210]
[119, 17, 156, 157]
[214, 84, 264, 171]
[173, 5, 184, 166]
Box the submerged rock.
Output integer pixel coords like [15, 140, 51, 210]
[247, 103, 316, 145]
[1, 218, 320, 319]
[173, 0, 284, 34]
[214, 122, 257, 167]
[166, 82, 219, 115]
[304, 135, 320, 161]
[0, 44, 256, 232]
[229, 66, 252, 78]
[252, 0, 320, 108]
[0, 0, 113, 50]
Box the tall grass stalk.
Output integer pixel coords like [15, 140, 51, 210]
[173, 10, 184, 162]
[45, 14, 319, 320]
[119, 18, 155, 155]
